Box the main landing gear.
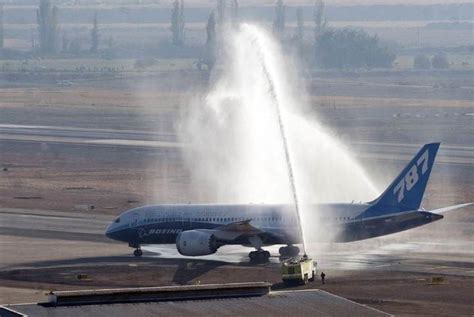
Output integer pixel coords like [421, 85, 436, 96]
[279, 245, 300, 258]
[248, 236, 270, 262]
[249, 249, 270, 262]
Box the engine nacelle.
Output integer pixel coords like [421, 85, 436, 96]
[176, 230, 220, 256]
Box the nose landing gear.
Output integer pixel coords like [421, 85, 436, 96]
[129, 243, 142, 257]
[133, 248, 143, 257]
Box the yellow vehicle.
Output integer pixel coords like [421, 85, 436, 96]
[281, 255, 317, 285]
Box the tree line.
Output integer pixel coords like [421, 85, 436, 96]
[3, 0, 455, 71]
[22, 0, 102, 56]
[170, 0, 396, 70]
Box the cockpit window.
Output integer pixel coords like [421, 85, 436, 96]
[114, 217, 121, 223]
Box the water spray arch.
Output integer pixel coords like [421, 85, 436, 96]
[180, 23, 379, 248]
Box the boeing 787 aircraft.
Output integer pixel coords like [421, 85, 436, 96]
[106, 143, 471, 261]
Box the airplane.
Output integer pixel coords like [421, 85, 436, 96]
[105, 143, 472, 261]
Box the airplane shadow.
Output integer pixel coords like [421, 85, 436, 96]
[2, 255, 162, 270]
[171, 256, 281, 285]
[1, 251, 280, 287]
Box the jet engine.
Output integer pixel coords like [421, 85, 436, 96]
[176, 230, 221, 256]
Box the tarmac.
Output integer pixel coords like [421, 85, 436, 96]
[0, 79, 473, 315]
[0, 123, 473, 166]
[0, 122, 473, 315]
[0, 206, 473, 315]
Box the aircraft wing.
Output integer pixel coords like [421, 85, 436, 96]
[216, 219, 261, 233]
[428, 203, 473, 214]
[210, 220, 280, 242]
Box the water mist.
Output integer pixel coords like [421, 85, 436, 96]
[179, 23, 379, 250]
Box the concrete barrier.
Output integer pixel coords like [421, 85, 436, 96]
[45, 282, 271, 306]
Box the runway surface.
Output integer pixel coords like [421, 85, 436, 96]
[1, 124, 472, 165]
[1, 123, 473, 314]
[1, 207, 472, 275]
[0, 208, 112, 246]
[1, 206, 473, 315]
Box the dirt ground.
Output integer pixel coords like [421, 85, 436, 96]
[318, 271, 474, 316]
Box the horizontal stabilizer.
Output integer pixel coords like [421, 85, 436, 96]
[429, 203, 473, 214]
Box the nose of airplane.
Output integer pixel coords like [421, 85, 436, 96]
[105, 223, 115, 239]
[105, 220, 129, 242]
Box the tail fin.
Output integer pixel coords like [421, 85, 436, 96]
[364, 143, 440, 218]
